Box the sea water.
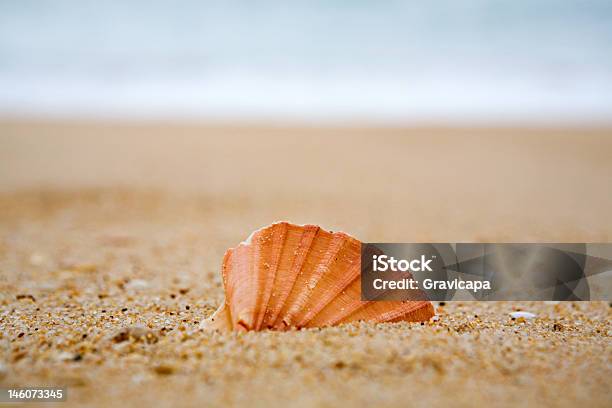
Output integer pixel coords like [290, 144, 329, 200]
[1, 0, 611, 124]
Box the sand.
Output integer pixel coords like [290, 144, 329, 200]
[0, 121, 610, 407]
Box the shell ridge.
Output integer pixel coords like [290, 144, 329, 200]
[340, 299, 433, 325]
[220, 249, 235, 330]
[372, 302, 425, 323]
[268, 226, 320, 329]
[297, 259, 361, 326]
[260, 228, 293, 328]
[282, 233, 348, 328]
[260, 225, 307, 328]
[230, 244, 258, 330]
[304, 240, 374, 327]
[254, 222, 288, 330]
[250, 231, 267, 330]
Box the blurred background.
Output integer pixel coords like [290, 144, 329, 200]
[0, 1, 611, 242]
[1, 0, 612, 124]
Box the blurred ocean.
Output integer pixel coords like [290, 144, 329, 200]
[1, 0, 611, 124]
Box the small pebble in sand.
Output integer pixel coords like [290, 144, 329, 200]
[112, 326, 158, 344]
[29, 253, 47, 266]
[16, 294, 36, 302]
[125, 279, 149, 291]
[57, 351, 78, 362]
[509, 311, 536, 319]
[153, 364, 176, 375]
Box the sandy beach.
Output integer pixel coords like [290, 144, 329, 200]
[0, 120, 611, 407]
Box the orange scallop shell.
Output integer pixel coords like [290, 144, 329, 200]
[203, 222, 434, 331]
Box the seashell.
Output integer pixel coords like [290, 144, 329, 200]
[202, 222, 434, 331]
[509, 311, 536, 319]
